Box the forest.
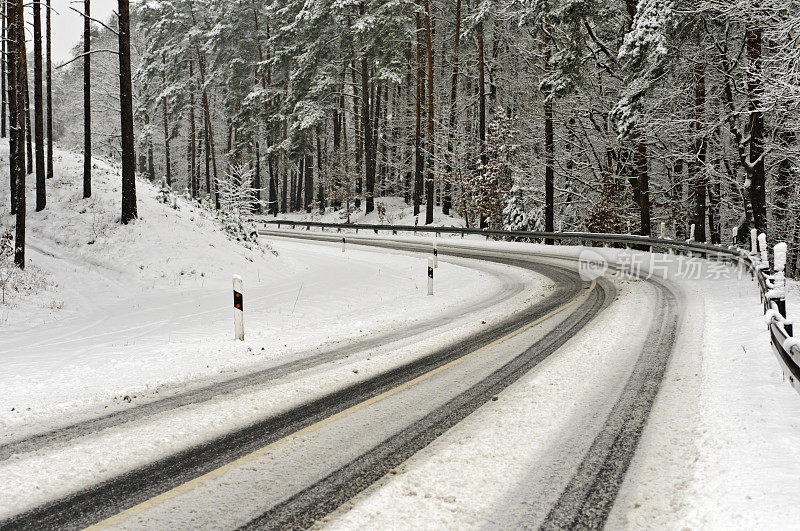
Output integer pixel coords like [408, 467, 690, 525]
[5, 0, 800, 274]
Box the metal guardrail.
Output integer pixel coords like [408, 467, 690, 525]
[258, 219, 799, 395]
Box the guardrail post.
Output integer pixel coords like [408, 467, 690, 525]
[233, 275, 244, 341]
[428, 257, 434, 295]
[773, 242, 792, 335]
[758, 233, 768, 265]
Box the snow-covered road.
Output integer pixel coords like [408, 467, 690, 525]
[3, 231, 799, 530]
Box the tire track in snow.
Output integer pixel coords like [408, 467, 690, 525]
[538, 277, 679, 530]
[0, 242, 589, 530]
[0, 254, 523, 461]
[237, 277, 613, 531]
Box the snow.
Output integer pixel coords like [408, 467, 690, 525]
[4, 149, 800, 527]
[270, 195, 467, 227]
[292, 237, 800, 529]
[0, 143, 531, 442]
[322, 274, 655, 529]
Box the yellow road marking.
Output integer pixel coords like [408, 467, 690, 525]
[88, 279, 596, 529]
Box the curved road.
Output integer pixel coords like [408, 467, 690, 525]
[0, 233, 680, 530]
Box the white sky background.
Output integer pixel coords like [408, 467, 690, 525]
[50, 2, 118, 64]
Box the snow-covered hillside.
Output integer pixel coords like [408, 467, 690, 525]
[0, 144, 276, 329]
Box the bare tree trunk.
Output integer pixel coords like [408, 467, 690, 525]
[304, 149, 313, 213]
[693, 62, 707, 242]
[316, 132, 324, 213]
[281, 166, 287, 213]
[161, 60, 171, 187]
[203, 116, 211, 195]
[46, 0, 53, 181]
[33, 0, 45, 210]
[23, 61, 30, 173]
[118, 0, 137, 224]
[360, 8, 374, 215]
[11, 0, 27, 267]
[5, 0, 13, 215]
[83, 0, 91, 198]
[1, 0, 6, 140]
[188, 60, 196, 197]
[443, 0, 461, 216]
[350, 56, 362, 208]
[413, 6, 424, 217]
[746, 27, 766, 234]
[477, 0, 487, 228]
[423, 0, 435, 225]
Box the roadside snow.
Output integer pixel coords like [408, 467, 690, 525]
[0, 144, 522, 439]
[0, 248, 552, 519]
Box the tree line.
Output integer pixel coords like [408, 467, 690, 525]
[14, 1, 800, 275]
[3, 0, 137, 270]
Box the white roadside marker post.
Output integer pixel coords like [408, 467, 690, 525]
[233, 275, 244, 341]
[342, 237, 346, 253]
[433, 242, 438, 268]
[750, 228, 758, 255]
[660, 221, 666, 239]
[689, 223, 695, 242]
[428, 257, 434, 295]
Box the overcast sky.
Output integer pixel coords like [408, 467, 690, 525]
[50, 2, 119, 64]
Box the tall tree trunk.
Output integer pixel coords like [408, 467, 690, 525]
[637, 142, 650, 237]
[281, 166, 287, 213]
[1, 0, 6, 139]
[413, 6, 424, 217]
[161, 59, 171, 187]
[254, 139, 261, 212]
[295, 156, 303, 210]
[23, 61, 31, 174]
[477, 0, 487, 228]
[118, 0, 137, 224]
[147, 139, 155, 182]
[33, 0, 45, 210]
[189, 60, 197, 197]
[304, 150, 313, 213]
[204, 113, 211, 196]
[46, 0, 53, 181]
[11, 0, 27, 267]
[351, 57, 362, 208]
[5, 0, 13, 215]
[544, 98, 554, 237]
[443, 0, 461, 216]
[360, 9, 374, 216]
[423, 0, 435, 225]
[693, 62, 707, 242]
[83, 0, 91, 198]
[316, 132, 324, 213]
[746, 27, 766, 234]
